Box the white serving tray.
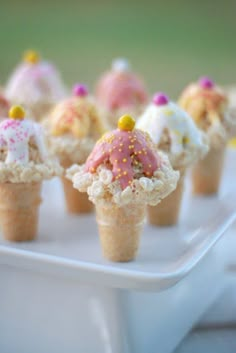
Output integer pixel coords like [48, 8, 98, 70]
[0, 150, 235, 353]
[215, 147, 236, 274]
[197, 147, 236, 328]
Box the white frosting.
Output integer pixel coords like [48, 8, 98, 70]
[0, 118, 46, 164]
[112, 58, 130, 72]
[137, 101, 207, 159]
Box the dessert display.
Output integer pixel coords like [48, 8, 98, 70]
[5, 50, 67, 121]
[179, 77, 230, 194]
[67, 115, 179, 262]
[95, 58, 148, 128]
[0, 105, 62, 242]
[137, 92, 208, 226]
[45, 83, 106, 213]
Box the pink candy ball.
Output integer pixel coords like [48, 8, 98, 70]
[73, 83, 88, 97]
[153, 92, 169, 106]
[198, 77, 214, 89]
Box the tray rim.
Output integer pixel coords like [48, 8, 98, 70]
[0, 199, 235, 292]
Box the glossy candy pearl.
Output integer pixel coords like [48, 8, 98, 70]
[153, 93, 169, 106]
[73, 84, 88, 97]
[199, 77, 214, 89]
[24, 50, 40, 64]
[9, 105, 25, 120]
[118, 114, 135, 131]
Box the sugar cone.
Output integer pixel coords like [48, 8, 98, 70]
[61, 157, 93, 214]
[61, 177, 93, 214]
[147, 169, 185, 226]
[96, 203, 145, 262]
[192, 146, 225, 195]
[0, 182, 42, 242]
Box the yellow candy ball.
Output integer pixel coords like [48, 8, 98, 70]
[23, 50, 40, 64]
[118, 114, 135, 131]
[9, 105, 25, 120]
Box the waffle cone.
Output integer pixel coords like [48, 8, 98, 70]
[96, 203, 145, 262]
[192, 146, 225, 195]
[61, 177, 93, 214]
[61, 157, 93, 214]
[0, 182, 42, 242]
[147, 169, 185, 226]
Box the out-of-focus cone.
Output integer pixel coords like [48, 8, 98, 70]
[61, 177, 93, 214]
[192, 146, 225, 195]
[61, 157, 93, 214]
[147, 169, 185, 226]
[0, 182, 41, 241]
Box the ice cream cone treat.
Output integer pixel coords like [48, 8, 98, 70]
[0, 105, 62, 242]
[95, 58, 148, 128]
[5, 50, 67, 121]
[67, 114, 179, 262]
[137, 92, 208, 226]
[46, 83, 107, 214]
[179, 77, 230, 194]
[0, 93, 10, 120]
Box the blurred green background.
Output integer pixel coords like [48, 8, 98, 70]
[0, 0, 235, 98]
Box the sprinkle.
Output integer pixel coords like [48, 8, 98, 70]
[123, 158, 127, 162]
[182, 136, 190, 144]
[163, 109, 173, 117]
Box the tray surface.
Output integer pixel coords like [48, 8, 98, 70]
[0, 149, 235, 290]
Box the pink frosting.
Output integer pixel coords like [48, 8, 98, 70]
[96, 71, 148, 111]
[85, 128, 159, 189]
